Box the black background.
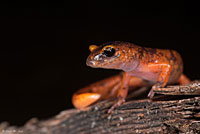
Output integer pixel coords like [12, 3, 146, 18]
[0, 1, 199, 126]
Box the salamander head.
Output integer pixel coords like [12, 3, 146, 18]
[86, 41, 139, 71]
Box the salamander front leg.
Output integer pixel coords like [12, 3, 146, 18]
[148, 64, 172, 98]
[108, 72, 131, 113]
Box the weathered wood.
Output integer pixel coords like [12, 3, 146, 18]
[1, 81, 200, 134]
[153, 80, 200, 95]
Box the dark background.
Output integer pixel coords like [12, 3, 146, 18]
[0, 1, 199, 126]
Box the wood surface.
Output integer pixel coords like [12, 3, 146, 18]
[1, 81, 200, 134]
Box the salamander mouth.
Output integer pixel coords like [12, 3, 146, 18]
[86, 60, 97, 67]
[86, 53, 120, 68]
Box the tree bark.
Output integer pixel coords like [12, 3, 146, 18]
[1, 81, 200, 134]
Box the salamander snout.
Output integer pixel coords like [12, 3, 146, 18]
[86, 53, 105, 67]
[86, 57, 97, 67]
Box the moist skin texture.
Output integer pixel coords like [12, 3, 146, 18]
[72, 41, 191, 113]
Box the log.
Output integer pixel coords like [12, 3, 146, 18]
[1, 81, 200, 134]
[153, 80, 200, 95]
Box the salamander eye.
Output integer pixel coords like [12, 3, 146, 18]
[102, 47, 115, 57]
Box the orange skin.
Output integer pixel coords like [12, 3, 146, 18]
[72, 41, 190, 113]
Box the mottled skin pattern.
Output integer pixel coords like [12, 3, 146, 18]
[72, 41, 190, 113]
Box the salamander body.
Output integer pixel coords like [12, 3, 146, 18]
[72, 41, 190, 113]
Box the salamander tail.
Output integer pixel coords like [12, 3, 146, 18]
[72, 93, 101, 109]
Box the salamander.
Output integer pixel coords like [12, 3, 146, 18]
[72, 41, 190, 113]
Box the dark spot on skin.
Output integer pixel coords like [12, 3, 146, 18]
[158, 52, 164, 56]
[142, 47, 149, 53]
[137, 47, 151, 60]
[148, 48, 157, 56]
[138, 47, 145, 59]
[122, 87, 126, 90]
[170, 50, 177, 62]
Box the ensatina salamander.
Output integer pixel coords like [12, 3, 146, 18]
[72, 41, 190, 113]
